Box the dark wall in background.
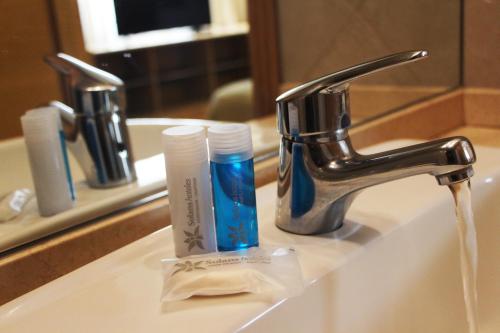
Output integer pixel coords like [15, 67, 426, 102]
[94, 35, 250, 117]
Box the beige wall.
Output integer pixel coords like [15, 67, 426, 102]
[276, 0, 461, 88]
[464, 0, 500, 88]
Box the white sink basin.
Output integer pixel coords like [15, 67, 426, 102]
[0, 118, 220, 252]
[0, 140, 498, 333]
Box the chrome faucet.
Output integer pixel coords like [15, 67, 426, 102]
[45, 53, 136, 188]
[275, 51, 476, 235]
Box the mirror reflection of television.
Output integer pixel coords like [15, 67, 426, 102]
[114, 0, 211, 35]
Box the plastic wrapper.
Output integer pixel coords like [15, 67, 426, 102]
[0, 189, 33, 222]
[161, 247, 304, 303]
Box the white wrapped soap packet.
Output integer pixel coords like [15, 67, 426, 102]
[0, 189, 34, 222]
[161, 247, 304, 303]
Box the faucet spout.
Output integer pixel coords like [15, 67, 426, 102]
[275, 136, 476, 235]
[436, 167, 474, 186]
[346, 136, 476, 189]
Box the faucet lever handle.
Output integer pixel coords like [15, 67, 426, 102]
[276, 50, 429, 139]
[44, 53, 123, 88]
[45, 53, 126, 116]
[277, 50, 428, 103]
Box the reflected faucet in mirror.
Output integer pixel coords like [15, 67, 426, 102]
[45, 53, 136, 188]
[275, 51, 476, 235]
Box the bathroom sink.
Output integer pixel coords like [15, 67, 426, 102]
[0, 118, 221, 252]
[0, 140, 498, 333]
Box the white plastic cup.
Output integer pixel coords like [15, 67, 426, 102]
[162, 126, 217, 257]
[21, 107, 74, 216]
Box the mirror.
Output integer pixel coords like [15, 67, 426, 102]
[0, 0, 462, 138]
[0, 0, 463, 253]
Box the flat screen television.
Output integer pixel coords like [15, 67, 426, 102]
[114, 0, 211, 35]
